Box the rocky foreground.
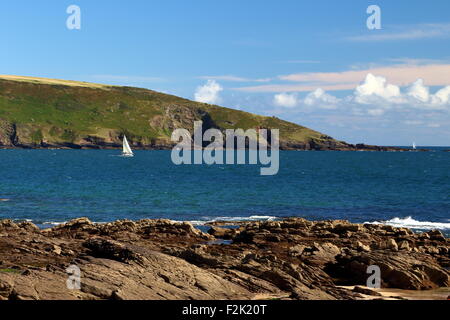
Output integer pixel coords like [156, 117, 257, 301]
[0, 218, 448, 300]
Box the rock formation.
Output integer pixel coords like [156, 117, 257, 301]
[0, 218, 448, 300]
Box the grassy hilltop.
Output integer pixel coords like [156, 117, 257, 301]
[0, 75, 381, 150]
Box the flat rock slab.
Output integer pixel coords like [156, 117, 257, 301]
[0, 218, 448, 300]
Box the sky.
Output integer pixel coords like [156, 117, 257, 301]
[1, 0, 450, 146]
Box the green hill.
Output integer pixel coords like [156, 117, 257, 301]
[0, 75, 380, 150]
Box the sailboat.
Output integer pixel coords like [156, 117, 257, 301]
[412, 142, 417, 150]
[121, 135, 134, 157]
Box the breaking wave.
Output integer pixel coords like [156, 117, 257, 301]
[180, 215, 278, 226]
[366, 216, 450, 230]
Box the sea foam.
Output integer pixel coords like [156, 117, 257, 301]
[179, 215, 278, 226]
[366, 216, 450, 230]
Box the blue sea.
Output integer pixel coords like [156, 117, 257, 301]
[0, 149, 449, 235]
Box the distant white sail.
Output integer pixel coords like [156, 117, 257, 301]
[412, 142, 416, 150]
[122, 135, 134, 157]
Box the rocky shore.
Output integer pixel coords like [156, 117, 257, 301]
[0, 218, 448, 300]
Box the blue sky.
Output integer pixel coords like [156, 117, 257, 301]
[1, 0, 450, 145]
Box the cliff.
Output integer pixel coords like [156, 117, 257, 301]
[0, 75, 398, 151]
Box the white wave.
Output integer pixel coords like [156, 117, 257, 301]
[178, 220, 209, 226]
[366, 216, 450, 230]
[42, 221, 108, 226]
[11, 220, 66, 227]
[21, 220, 107, 226]
[42, 221, 67, 226]
[211, 215, 277, 222]
[175, 215, 278, 226]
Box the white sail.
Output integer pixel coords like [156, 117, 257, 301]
[122, 135, 134, 156]
[412, 142, 416, 150]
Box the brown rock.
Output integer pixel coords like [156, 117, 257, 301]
[208, 226, 234, 239]
[378, 239, 398, 251]
[328, 252, 450, 290]
[333, 223, 362, 234]
[355, 241, 371, 252]
[427, 230, 446, 241]
[51, 245, 62, 255]
[352, 286, 382, 296]
[0, 220, 19, 231]
[17, 222, 40, 233]
[0, 217, 448, 300]
[288, 245, 307, 257]
[398, 241, 410, 251]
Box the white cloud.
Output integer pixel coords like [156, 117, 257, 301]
[269, 74, 450, 116]
[367, 109, 385, 117]
[407, 79, 430, 102]
[354, 73, 402, 104]
[351, 74, 450, 112]
[304, 88, 340, 109]
[194, 80, 223, 104]
[432, 86, 450, 105]
[273, 89, 340, 110]
[273, 92, 298, 108]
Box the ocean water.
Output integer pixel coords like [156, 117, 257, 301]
[0, 149, 449, 234]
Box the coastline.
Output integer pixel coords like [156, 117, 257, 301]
[0, 217, 448, 300]
[0, 145, 409, 151]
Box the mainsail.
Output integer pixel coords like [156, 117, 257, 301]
[122, 135, 134, 157]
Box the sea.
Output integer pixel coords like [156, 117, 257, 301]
[0, 148, 449, 235]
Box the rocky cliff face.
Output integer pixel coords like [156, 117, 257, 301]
[0, 76, 401, 151]
[0, 218, 448, 300]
